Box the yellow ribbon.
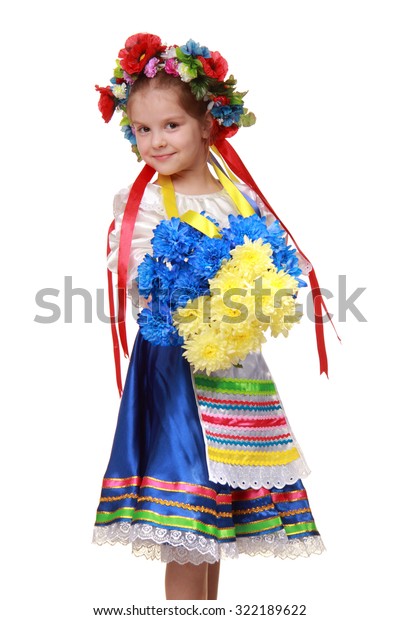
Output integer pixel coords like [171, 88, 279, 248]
[180, 210, 222, 238]
[211, 145, 240, 184]
[158, 153, 255, 238]
[158, 174, 221, 238]
[209, 157, 255, 217]
[158, 174, 179, 218]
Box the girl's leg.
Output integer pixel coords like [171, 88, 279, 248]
[207, 561, 221, 600]
[165, 561, 208, 600]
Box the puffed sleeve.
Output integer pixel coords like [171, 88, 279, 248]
[107, 185, 164, 306]
[107, 187, 165, 319]
[242, 184, 312, 276]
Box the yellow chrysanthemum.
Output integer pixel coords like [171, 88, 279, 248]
[172, 295, 211, 339]
[228, 237, 275, 282]
[209, 268, 251, 296]
[182, 325, 236, 374]
[269, 303, 303, 337]
[210, 289, 254, 327]
[220, 321, 266, 362]
[250, 270, 299, 331]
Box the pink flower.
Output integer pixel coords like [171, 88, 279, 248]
[164, 57, 179, 77]
[144, 57, 160, 78]
[123, 71, 135, 84]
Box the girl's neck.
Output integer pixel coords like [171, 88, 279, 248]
[158, 167, 222, 196]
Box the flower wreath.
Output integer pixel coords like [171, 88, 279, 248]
[95, 33, 256, 160]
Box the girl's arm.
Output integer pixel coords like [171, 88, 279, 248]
[107, 186, 161, 315]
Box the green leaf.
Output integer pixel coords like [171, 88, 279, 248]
[224, 74, 237, 88]
[190, 78, 210, 100]
[175, 47, 190, 62]
[210, 80, 230, 96]
[230, 94, 245, 105]
[132, 145, 142, 162]
[120, 114, 131, 127]
[113, 59, 124, 79]
[240, 111, 256, 127]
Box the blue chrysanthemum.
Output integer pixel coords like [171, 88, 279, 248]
[136, 254, 157, 296]
[151, 218, 201, 262]
[222, 214, 271, 247]
[158, 263, 182, 300]
[273, 248, 307, 287]
[188, 236, 231, 279]
[168, 262, 210, 310]
[137, 307, 183, 346]
[180, 39, 211, 58]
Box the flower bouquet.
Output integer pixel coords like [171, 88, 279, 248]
[136, 214, 306, 374]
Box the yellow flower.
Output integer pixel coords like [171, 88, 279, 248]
[172, 296, 211, 339]
[182, 325, 236, 374]
[221, 321, 266, 362]
[209, 268, 249, 295]
[228, 237, 274, 282]
[210, 290, 252, 326]
[269, 303, 303, 337]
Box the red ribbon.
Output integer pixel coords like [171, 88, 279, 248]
[107, 164, 156, 395]
[215, 138, 340, 376]
[107, 219, 123, 396]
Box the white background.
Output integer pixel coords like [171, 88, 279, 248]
[1, 1, 399, 618]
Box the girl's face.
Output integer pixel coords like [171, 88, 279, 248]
[128, 87, 211, 179]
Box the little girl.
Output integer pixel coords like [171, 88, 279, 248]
[93, 33, 326, 601]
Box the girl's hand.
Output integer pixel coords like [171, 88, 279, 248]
[139, 294, 152, 309]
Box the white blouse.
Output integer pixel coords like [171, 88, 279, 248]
[107, 182, 311, 306]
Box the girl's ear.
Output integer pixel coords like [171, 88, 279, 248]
[201, 111, 214, 139]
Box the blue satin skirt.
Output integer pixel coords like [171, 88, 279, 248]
[93, 330, 324, 563]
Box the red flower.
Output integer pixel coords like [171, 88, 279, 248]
[213, 96, 229, 106]
[200, 51, 228, 81]
[119, 33, 166, 74]
[95, 85, 116, 123]
[211, 121, 238, 145]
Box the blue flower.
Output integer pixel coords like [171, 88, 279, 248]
[211, 104, 244, 127]
[180, 39, 211, 58]
[137, 307, 183, 346]
[273, 247, 307, 287]
[222, 214, 271, 247]
[151, 218, 201, 262]
[155, 263, 180, 301]
[121, 123, 137, 145]
[188, 236, 231, 279]
[136, 254, 158, 296]
[169, 262, 210, 309]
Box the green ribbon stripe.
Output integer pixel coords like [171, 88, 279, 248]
[194, 375, 276, 395]
[96, 507, 134, 524]
[96, 510, 283, 538]
[234, 516, 283, 535]
[284, 521, 318, 536]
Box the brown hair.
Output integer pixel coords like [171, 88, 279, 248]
[127, 71, 210, 123]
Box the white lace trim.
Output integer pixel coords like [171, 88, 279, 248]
[139, 199, 166, 215]
[207, 459, 311, 489]
[93, 523, 324, 564]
